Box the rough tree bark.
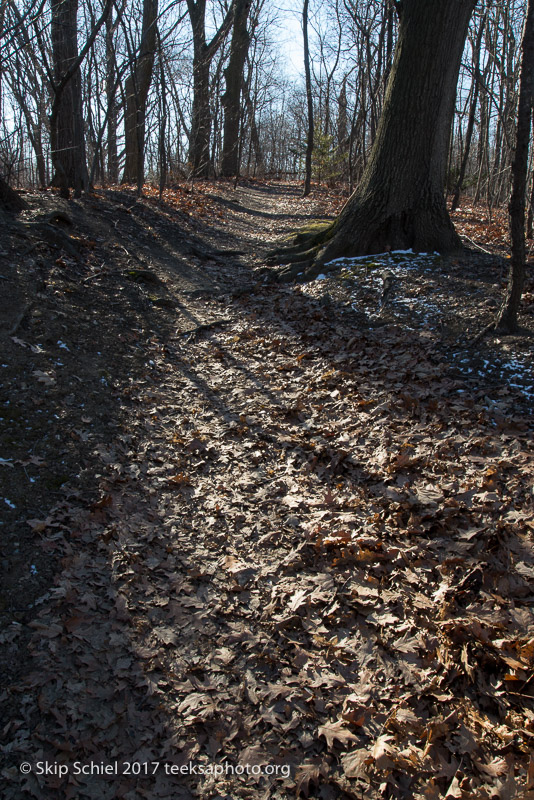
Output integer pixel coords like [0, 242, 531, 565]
[105, 10, 119, 184]
[49, 0, 113, 196]
[273, 0, 477, 282]
[186, 0, 235, 178]
[50, 0, 88, 197]
[494, 0, 534, 332]
[243, 63, 265, 175]
[220, 0, 252, 177]
[0, 175, 27, 212]
[337, 77, 348, 152]
[302, 0, 314, 197]
[122, 0, 158, 189]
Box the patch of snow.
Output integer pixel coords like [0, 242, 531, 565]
[318, 249, 533, 405]
[4, 498, 16, 509]
[328, 250, 414, 265]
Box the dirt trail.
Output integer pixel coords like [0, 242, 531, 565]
[1, 183, 533, 799]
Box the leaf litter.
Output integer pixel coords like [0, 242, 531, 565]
[1, 183, 534, 800]
[307, 249, 534, 404]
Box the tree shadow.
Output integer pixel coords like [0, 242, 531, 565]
[4, 183, 532, 800]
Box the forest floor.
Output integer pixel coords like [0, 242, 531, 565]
[1, 180, 533, 800]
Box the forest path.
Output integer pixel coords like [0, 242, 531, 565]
[1, 182, 533, 799]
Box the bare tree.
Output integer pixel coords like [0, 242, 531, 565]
[50, 0, 88, 196]
[49, 0, 113, 196]
[122, 0, 158, 190]
[274, 0, 477, 281]
[495, 0, 534, 332]
[105, 6, 121, 183]
[186, 0, 235, 177]
[302, 0, 314, 196]
[450, 10, 486, 212]
[220, 0, 253, 177]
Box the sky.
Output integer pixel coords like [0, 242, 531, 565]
[270, 0, 306, 78]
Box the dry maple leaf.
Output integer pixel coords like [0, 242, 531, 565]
[370, 735, 396, 770]
[153, 626, 178, 645]
[341, 748, 371, 779]
[295, 759, 329, 798]
[238, 745, 270, 768]
[415, 484, 444, 507]
[318, 720, 359, 750]
[26, 518, 48, 532]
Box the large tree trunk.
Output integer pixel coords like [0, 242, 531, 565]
[274, 0, 476, 281]
[50, 0, 88, 197]
[495, 0, 534, 333]
[122, 0, 158, 189]
[187, 0, 235, 178]
[337, 77, 348, 156]
[105, 11, 119, 184]
[302, 0, 314, 197]
[0, 175, 27, 212]
[189, 52, 212, 177]
[220, 0, 251, 177]
[243, 68, 265, 175]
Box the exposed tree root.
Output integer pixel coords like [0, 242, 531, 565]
[470, 315, 521, 346]
[268, 195, 467, 284]
[31, 221, 81, 260]
[291, 220, 332, 244]
[272, 227, 465, 283]
[277, 257, 324, 283]
[266, 221, 335, 267]
[265, 245, 305, 263]
[182, 318, 232, 342]
[272, 245, 322, 267]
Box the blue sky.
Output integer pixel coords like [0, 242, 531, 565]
[272, 0, 305, 77]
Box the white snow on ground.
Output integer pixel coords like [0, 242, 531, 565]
[320, 251, 534, 403]
[328, 249, 420, 264]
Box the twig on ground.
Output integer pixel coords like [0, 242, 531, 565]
[469, 320, 497, 346]
[182, 318, 233, 342]
[82, 263, 109, 283]
[461, 235, 494, 255]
